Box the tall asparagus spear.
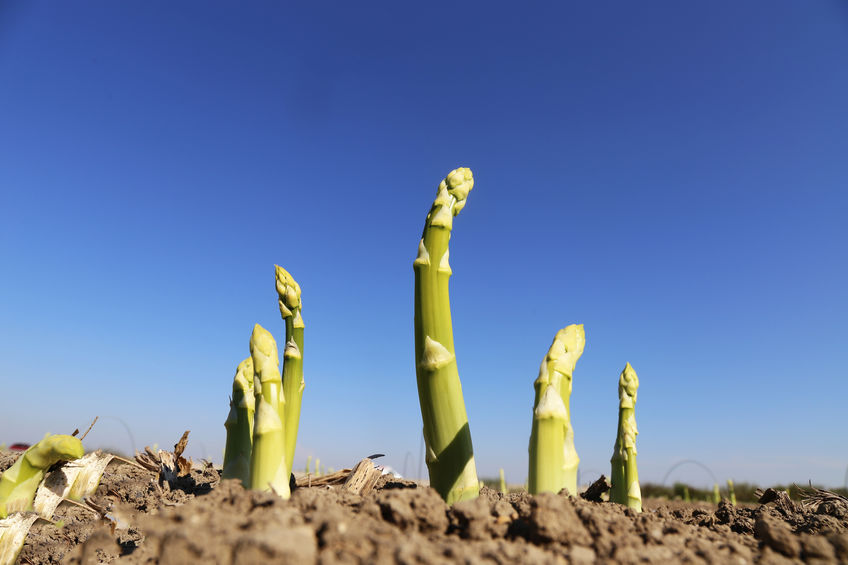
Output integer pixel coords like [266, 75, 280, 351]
[528, 325, 585, 495]
[0, 434, 84, 517]
[275, 265, 304, 478]
[610, 362, 641, 512]
[222, 357, 255, 486]
[248, 324, 289, 498]
[413, 167, 479, 504]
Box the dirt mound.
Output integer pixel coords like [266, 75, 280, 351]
[3, 451, 847, 564]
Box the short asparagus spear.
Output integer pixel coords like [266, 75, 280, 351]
[413, 167, 479, 504]
[727, 479, 737, 506]
[528, 325, 585, 495]
[499, 468, 507, 494]
[0, 434, 84, 518]
[609, 363, 641, 512]
[222, 357, 255, 486]
[275, 265, 304, 478]
[248, 324, 290, 497]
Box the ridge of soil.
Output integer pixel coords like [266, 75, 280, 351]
[2, 452, 846, 564]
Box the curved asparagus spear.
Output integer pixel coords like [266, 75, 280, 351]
[275, 265, 304, 478]
[248, 324, 289, 498]
[528, 324, 585, 495]
[413, 167, 478, 504]
[610, 363, 641, 512]
[0, 434, 84, 517]
[222, 357, 255, 486]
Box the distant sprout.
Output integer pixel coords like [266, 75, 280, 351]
[609, 363, 641, 512]
[727, 479, 736, 506]
[499, 468, 507, 494]
[712, 483, 720, 505]
[306, 455, 312, 475]
[683, 486, 691, 503]
[315, 458, 320, 477]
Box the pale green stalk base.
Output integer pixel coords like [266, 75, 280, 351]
[249, 397, 289, 496]
[562, 421, 579, 496]
[0, 434, 84, 518]
[727, 479, 737, 506]
[609, 363, 641, 512]
[223, 357, 255, 486]
[499, 469, 506, 494]
[529, 387, 567, 494]
[414, 167, 479, 505]
[713, 483, 721, 505]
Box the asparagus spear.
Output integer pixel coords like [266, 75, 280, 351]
[413, 167, 479, 504]
[609, 363, 641, 512]
[275, 265, 304, 479]
[222, 357, 255, 486]
[248, 324, 289, 497]
[0, 434, 84, 518]
[528, 325, 585, 495]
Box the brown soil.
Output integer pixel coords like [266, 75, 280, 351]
[3, 451, 847, 564]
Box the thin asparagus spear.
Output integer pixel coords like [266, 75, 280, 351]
[275, 265, 304, 478]
[413, 167, 479, 504]
[610, 363, 641, 512]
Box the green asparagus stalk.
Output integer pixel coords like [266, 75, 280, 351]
[609, 363, 641, 512]
[683, 486, 691, 503]
[275, 265, 304, 479]
[222, 357, 255, 486]
[248, 324, 290, 498]
[727, 479, 736, 506]
[528, 325, 585, 495]
[413, 167, 479, 504]
[499, 468, 507, 494]
[0, 434, 84, 518]
[713, 483, 721, 505]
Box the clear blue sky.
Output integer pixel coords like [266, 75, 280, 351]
[1, 1, 846, 488]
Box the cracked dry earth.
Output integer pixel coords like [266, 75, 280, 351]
[2, 451, 847, 564]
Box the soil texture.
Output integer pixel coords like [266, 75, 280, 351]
[2, 451, 847, 564]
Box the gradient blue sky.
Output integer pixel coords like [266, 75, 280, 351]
[1, 1, 846, 488]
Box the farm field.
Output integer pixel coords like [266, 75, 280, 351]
[3, 446, 846, 564]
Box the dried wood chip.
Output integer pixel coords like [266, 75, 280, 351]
[295, 469, 353, 488]
[343, 459, 382, 496]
